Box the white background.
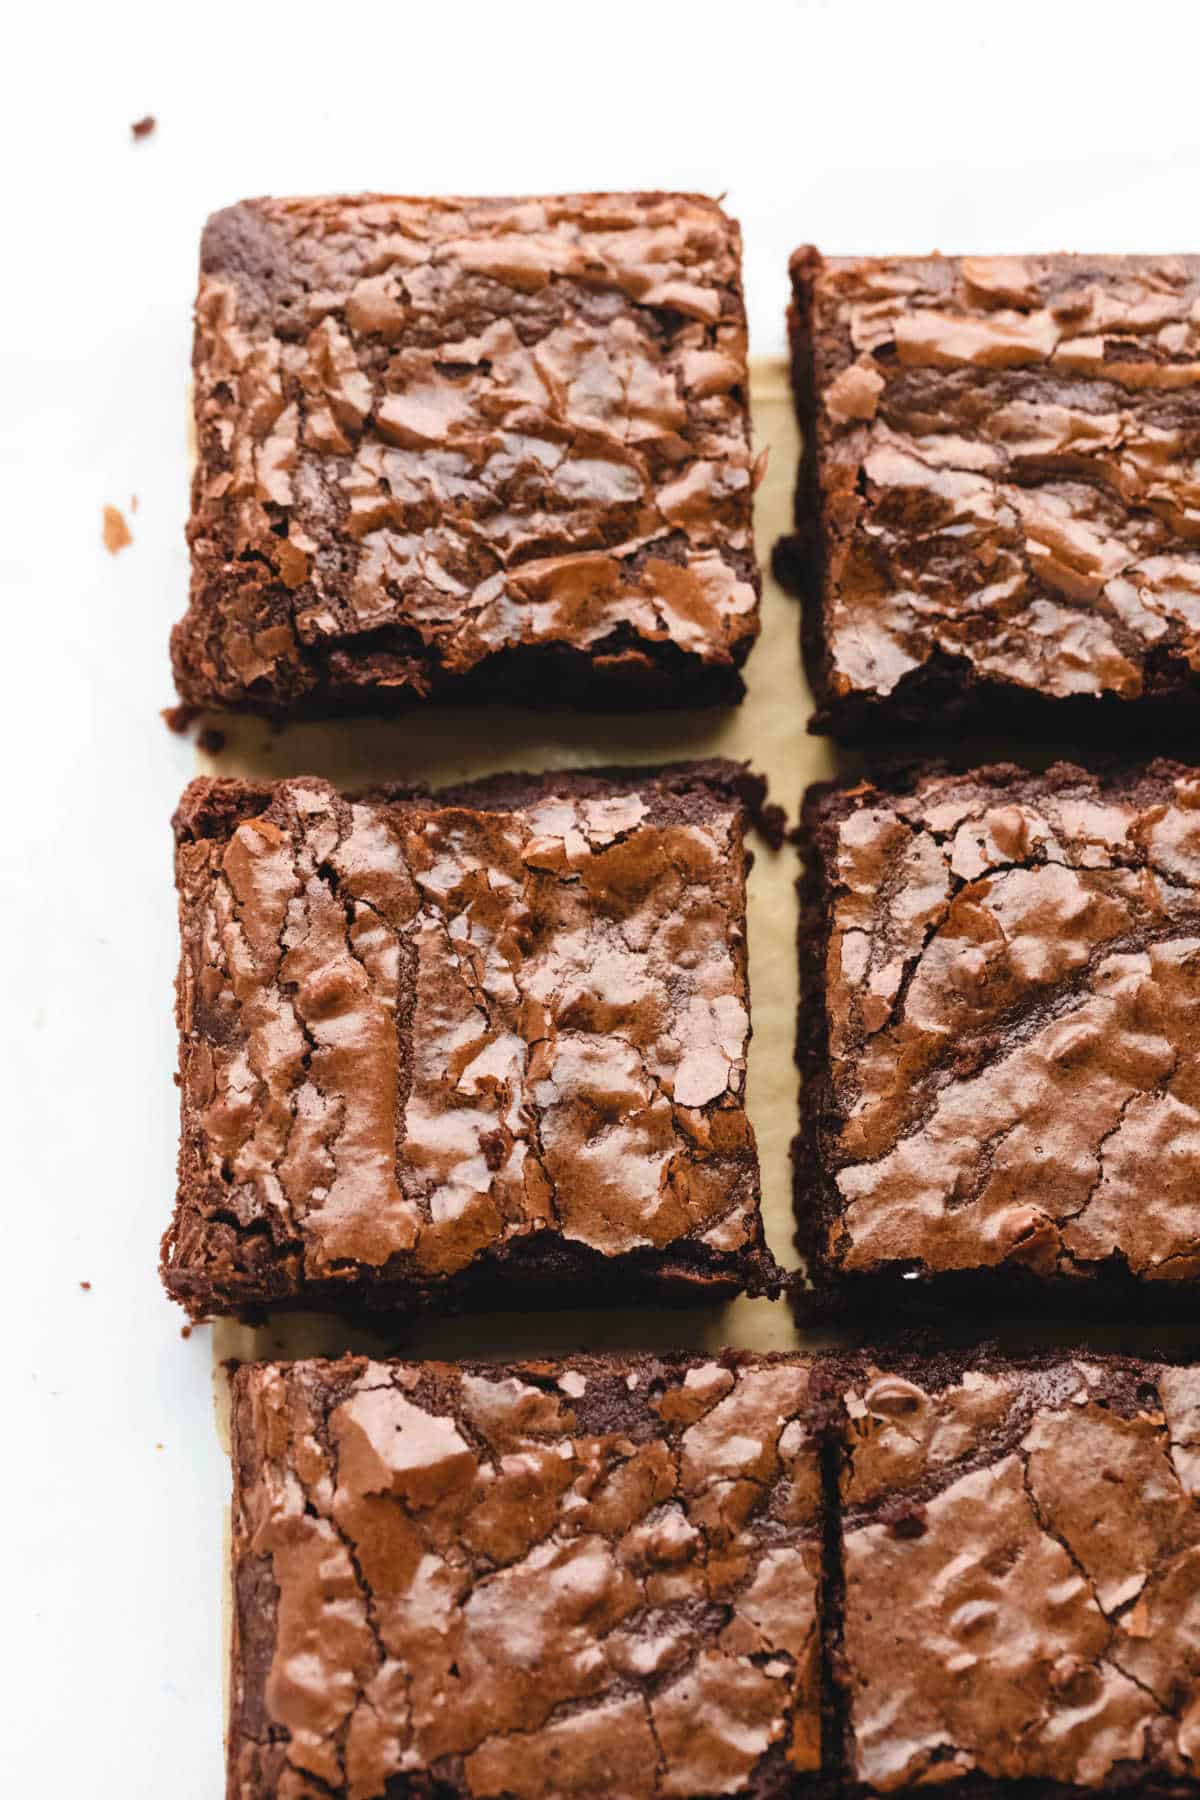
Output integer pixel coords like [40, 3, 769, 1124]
[4, 1, 1200, 1791]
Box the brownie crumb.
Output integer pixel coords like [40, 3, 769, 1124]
[180, 1324, 193, 1340]
[756, 800, 788, 851]
[888, 1505, 928, 1539]
[479, 1130, 506, 1173]
[130, 115, 156, 140]
[161, 703, 199, 735]
[102, 505, 132, 555]
[79, 1280, 91, 1292]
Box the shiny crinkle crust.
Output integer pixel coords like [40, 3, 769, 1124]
[791, 249, 1200, 737]
[175, 192, 760, 714]
[164, 764, 776, 1317]
[837, 1354, 1200, 1793]
[798, 759, 1200, 1302]
[228, 1352, 824, 1800]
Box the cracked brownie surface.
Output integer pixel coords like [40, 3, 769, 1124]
[174, 192, 759, 716]
[786, 250, 1200, 739]
[163, 761, 776, 1318]
[228, 1351, 824, 1799]
[834, 1354, 1200, 1794]
[797, 760, 1200, 1308]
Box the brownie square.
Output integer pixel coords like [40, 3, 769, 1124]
[796, 759, 1200, 1313]
[832, 1352, 1200, 1795]
[228, 1351, 826, 1799]
[173, 192, 760, 716]
[162, 760, 778, 1318]
[785, 249, 1200, 740]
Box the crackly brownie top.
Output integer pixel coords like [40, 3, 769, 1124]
[812, 760, 1200, 1281]
[838, 1356, 1200, 1790]
[186, 193, 757, 702]
[798, 251, 1200, 706]
[172, 769, 761, 1297]
[229, 1354, 822, 1798]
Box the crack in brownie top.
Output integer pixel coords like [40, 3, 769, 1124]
[166, 768, 769, 1313]
[838, 1357, 1200, 1790]
[175, 193, 759, 711]
[229, 1354, 822, 1799]
[795, 250, 1200, 712]
[808, 760, 1200, 1282]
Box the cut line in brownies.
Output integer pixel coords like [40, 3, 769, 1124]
[796, 758, 1200, 1313]
[174, 192, 761, 717]
[162, 760, 780, 1318]
[225, 1348, 1200, 1799]
[783, 249, 1200, 740]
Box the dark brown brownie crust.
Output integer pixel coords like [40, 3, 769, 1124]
[782, 249, 1200, 742]
[228, 1351, 826, 1800]
[163, 760, 780, 1320]
[227, 1347, 1200, 1800]
[174, 192, 760, 718]
[795, 759, 1200, 1318]
[827, 1347, 1200, 1799]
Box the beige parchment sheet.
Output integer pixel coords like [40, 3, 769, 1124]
[204, 357, 839, 1409]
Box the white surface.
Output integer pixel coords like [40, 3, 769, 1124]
[4, 1, 1200, 1790]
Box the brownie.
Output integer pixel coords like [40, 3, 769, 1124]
[783, 249, 1200, 740]
[227, 1350, 826, 1800]
[796, 759, 1200, 1315]
[173, 192, 760, 717]
[831, 1350, 1200, 1796]
[162, 760, 779, 1318]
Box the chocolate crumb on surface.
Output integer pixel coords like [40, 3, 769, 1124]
[102, 504, 131, 554]
[162, 703, 199, 734]
[130, 114, 155, 139]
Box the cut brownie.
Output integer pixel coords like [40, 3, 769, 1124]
[228, 1351, 826, 1800]
[162, 761, 778, 1318]
[785, 249, 1200, 739]
[797, 759, 1200, 1313]
[174, 192, 760, 716]
[832, 1351, 1200, 1795]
